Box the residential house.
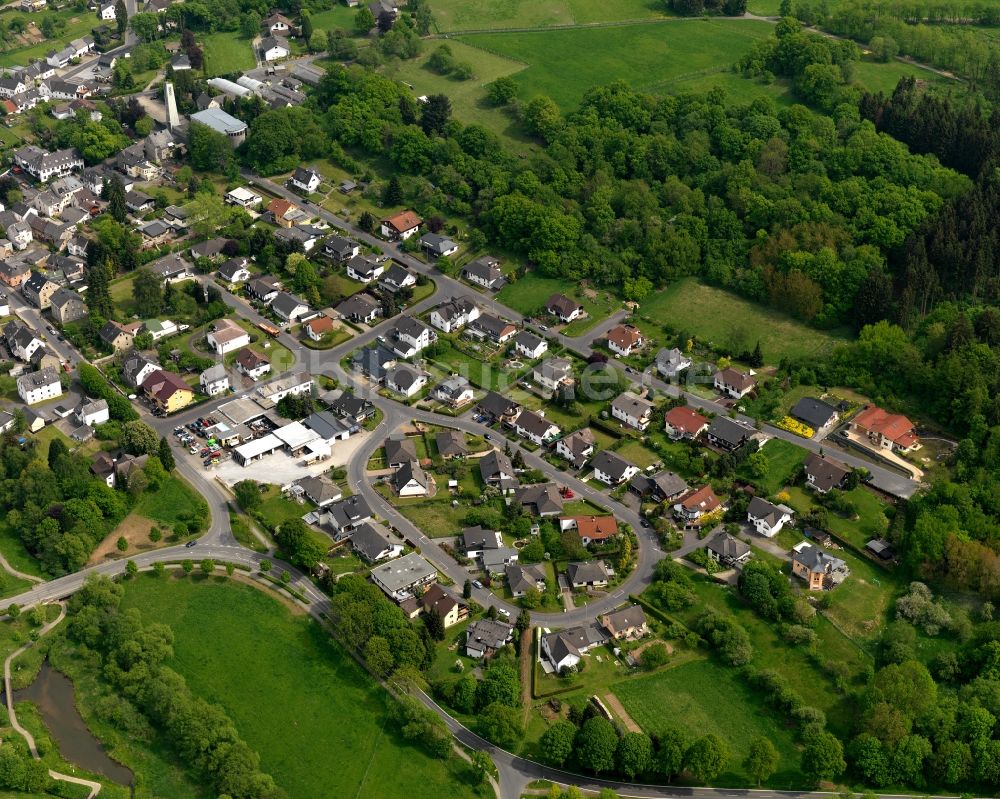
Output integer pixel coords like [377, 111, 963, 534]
[264, 198, 301, 228]
[512, 330, 547, 360]
[560, 515, 617, 546]
[601, 606, 648, 640]
[380, 210, 422, 241]
[420, 584, 465, 628]
[803, 452, 851, 494]
[482, 546, 519, 576]
[591, 450, 638, 486]
[385, 363, 428, 397]
[706, 416, 753, 451]
[419, 232, 457, 258]
[0, 291, 7, 315]
[143, 319, 178, 340]
[479, 449, 518, 493]
[302, 410, 353, 444]
[462, 256, 504, 290]
[468, 314, 516, 344]
[664, 405, 709, 440]
[261, 36, 290, 61]
[541, 625, 605, 672]
[606, 324, 644, 357]
[706, 531, 752, 568]
[74, 398, 108, 427]
[370, 552, 436, 601]
[352, 344, 395, 383]
[791, 543, 849, 591]
[90, 451, 116, 487]
[514, 409, 560, 446]
[263, 11, 293, 32]
[345, 253, 386, 283]
[351, 522, 403, 563]
[189, 238, 228, 261]
[142, 369, 193, 413]
[655, 347, 692, 380]
[303, 315, 335, 341]
[378, 263, 416, 294]
[326, 391, 374, 423]
[271, 291, 310, 323]
[323, 235, 361, 264]
[384, 434, 417, 468]
[388, 315, 434, 358]
[224, 187, 262, 208]
[29, 347, 59, 372]
[323, 494, 373, 538]
[714, 367, 756, 399]
[125, 190, 153, 214]
[121, 348, 159, 388]
[139, 220, 171, 249]
[851, 405, 920, 452]
[475, 391, 520, 425]
[514, 483, 563, 516]
[16, 367, 62, 404]
[555, 428, 596, 470]
[254, 372, 314, 406]
[567, 561, 610, 589]
[433, 375, 474, 407]
[673, 485, 722, 526]
[747, 497, 794, 538]
[247, 275, 282, 304]
[393, 461, 429, 497]
[337, 293, 380, 325]
[13, 145, 83, 181]
[206, 318, 250, 355]
[236, 347, 271, 380]
[150, 253, 194, 284]
[790, 397, 840, 434]
[505, 563, 546, 598]
[49, 287, 85, 323]
[435, 430, 467, 459]
[628, 470, 688, 503]
[273, 224, 322, 253]
[430, 297, 479, 333]
[461, 525, 502, 559]
[546, 293, 583, 323]
[22, 271, 57, 309]
[289, 166, 321, 193]
[465, 618, 514, 659]
[611, 391, 654, 431]
[199, 364, 229, 397]
[218, 258, 252, 286]
[533, 357, 574, 394]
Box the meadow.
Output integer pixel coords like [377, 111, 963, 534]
[736, 437, 808, 495]
[0, 8, 98, 69]
[117, 576, 480, 799]
[431, 0, 668, 32]
[201, 31, 256, 76]
[497, 273, 620, 323]
[133, 474, 207, 530]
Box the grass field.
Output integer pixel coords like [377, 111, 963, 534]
[783, 485, 890, 551]
[309, 5, 360, 36]
[0, 519, 43, 578]
[133, 474, 206, 531]
[109, 273, 138, 320]
[636, 278, 850, 364]
[0, 8, 99, 68]
[202, 31, 256, 76]
[433, 0, 668, 31]
[117, 576, 479, 799]
[736, 437, 808, 496]
[613, 659, 805, 787]
[497, 273, 620, 324]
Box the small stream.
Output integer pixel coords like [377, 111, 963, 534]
[13, 661, 134, 786]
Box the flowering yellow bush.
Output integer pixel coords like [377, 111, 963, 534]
[777, 416, 814, 438]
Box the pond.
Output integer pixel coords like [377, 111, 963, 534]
[14, 661, 134, 786]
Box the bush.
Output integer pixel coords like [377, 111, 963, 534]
[640, 642, 670, 670]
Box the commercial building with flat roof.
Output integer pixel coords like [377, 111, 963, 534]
[190, 108, 248, 146]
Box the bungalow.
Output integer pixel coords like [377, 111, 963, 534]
[433, 375, 474, 407]
[505, 563, 546, 598]
[337, 293, 380, 324]
[430, 297, 479, 333]
[664, 405, 710, 440]
[606, 324, 644, 357]
[139, 219, 171, 248]
[790, 397, 840, 433]
[189, 238, 228, 261]
[384, 434, 417, 469]
[380, 210, 422, 241]
[851, 405, 920, 453]
[435, 430, 468, 459]
[706, 531, 752, 568]
[465, 618, 514, 659]
[323, 235, 360, 263]
[566, 561, 610, 589]
[673, 484, 721, 526]
[199, 364, 229, 397]
[591, 450, 638, 487]
[475, 391, 520, 425]
[378, 263, 416, 293]
[514, 483, 563, 516]
[74, 398, 108, 427]
[235, 348, 270, 380]
[514, 409, 560, 446]
[546, 293, 583, 323]
[142, 369, 193, 413]
[610, 391, 654, 431]
[560, 515, 617, 546]
[303, 315, 335, 341]
[351, 522, 403, 563]
[803, 452, 851, 494]
[555, 428, 596, 470]
[218, 258, 252, 286]
[345, 254, 387, 283]
[747, 497, 794, 538]
[224, 187, 262, 208]
[791, 543, 849, 591]
[385, 363, 428, 397]
[370, 552, 436, 601]
[271, 291, 310, 323]
[393, 461, 430, 497]
[479, 449, 518, 493]
[512, 330, 547, 360]
[289, 166, 322, 193]
[628, 470, 688, 503]
[533, 357, 574, 394]
[150, 253, 194, 284]
[706, 416, 753, 451]
[714, 367, 756, 399]
[462, 255, 504, 290]
[601, 606, 648, 640]
[655, 347, 692, 380]
[17, 367, 62, 405]
[541, 625, 605, 673]
[419, 232, 458, 258]
[468, 313, 516, 344]
[206, 319, 250, 355]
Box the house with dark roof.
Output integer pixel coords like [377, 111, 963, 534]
[541, 625, 606, 672]
[747, 497, 795, 538]
[326, 391, 374, 422]
[706, 531, 752, 568]
[601, 606, 647, 640]
[271, 291, 310, 323]
[790, 397, 839, 433]
[546, 293, 583, 323]
[419, 232, 458, 258]
[475, 391, 520, 424]
[591, 450, 638, 486]
[505, 563, 546, 597]
[513, 409, 560, 446]
[379, 263, 416, 293]
[352, 344, 395, 382]
[566, 561, 610, 589]
[555, 428, 596, 470]
[289, 165, 321, 193]
[351, 522, 402, 563]
[466, 618, 514, 659]
[384, 434, 417, 468]
[479, 449, 517, 492]
[461, 525, 502, 558]
[49, 286, 85, 323]
[512, 330, 547, 360]
[514, 483, 563, 516]
[655, 347, 692, 380]
[235, 347, 270, 380]
[462, 255, 504, 290]
[323, 234, 360, 263]
[714, 367, 756, 399]
[295, 475, 343, 507]
[611, 391, 654, 431]
[121, 348, 158, 387]
[247, 274, 282, 303]
[469, 313, 517, 344]
[323, 494, 373, 538]
[435, 429, 467, 459]
[629, 470, 688, 502]
[791, 543, 849, 590]
[803, 452, 851, 494]
[385, 363, 428, 397]
[706, 416, 753, 451]
[337, 293, 380, 324]
[345, 253, 386, 283]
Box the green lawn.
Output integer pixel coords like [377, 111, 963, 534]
[109, 273, 138, 320]
[635, 278, 850, 365]
[112, 576, 480, 799]
[133, 474, 206, 531]
[613, 658, 805, 787]
[392, 498, 469, 537]
[433, 0, 667, 31]
[615, 438, 661, 469]
[783, 485, 890, 551]
[256, 485, 311, 529]
[736, 437, 808, 496]
[0, 519, 43, 579]
[497, 273, 620, 327]
[0, 8, 100, 68]
[202, 31, 256, 76]
[309, 5, 361, 35]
